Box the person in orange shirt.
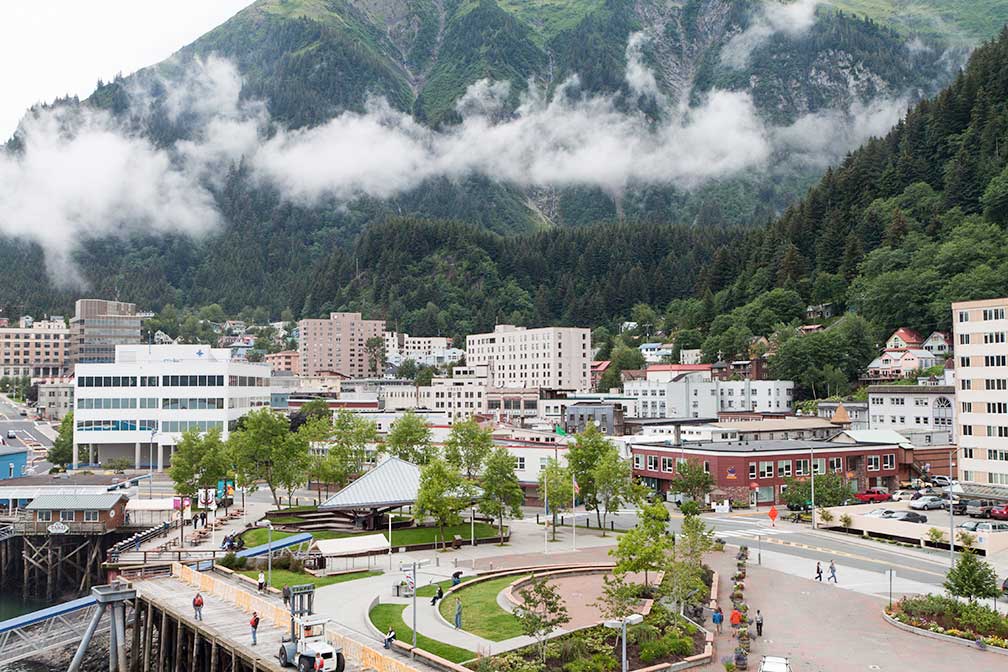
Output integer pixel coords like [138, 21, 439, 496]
[729, 607, 743, 633]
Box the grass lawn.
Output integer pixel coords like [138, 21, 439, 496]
[369, 604, 475, 663]
[242, 523, 504, 548]
[239, 568, 381, 588]
[415, 576, 475, 597]
[439, 574, 528, 641]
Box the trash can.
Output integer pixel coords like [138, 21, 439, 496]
[452, 535, 463, 550]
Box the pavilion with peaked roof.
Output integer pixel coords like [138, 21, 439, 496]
[318, 456, 421, 530]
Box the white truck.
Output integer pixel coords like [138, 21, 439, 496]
[277, 584, 345, 672]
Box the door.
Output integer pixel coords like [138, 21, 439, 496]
[749, 490, 758, 508]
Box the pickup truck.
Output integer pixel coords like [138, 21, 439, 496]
[855, 488, 892, 504]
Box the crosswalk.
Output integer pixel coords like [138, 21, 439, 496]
[707, 518, 796, 539]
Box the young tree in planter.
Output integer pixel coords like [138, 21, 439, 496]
[566, 422, 610, 526]
[479, 447, 524, 543]
[677, 511, 715, 567]
[592, 445, 634, 536]
[415, 458, 474, 549]
[385, 410, 435, 464]
[611, 502, 670, 588]
[944, 549, 1000, 602]
[538, 458, 573, 541]
[668, 458, 714, 506]
[443, 418, 493, 479]
[515, 576, 571, 665]
[592, 572, 638, 623]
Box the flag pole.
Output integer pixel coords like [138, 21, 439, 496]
[544, 469, 548, 555]
[572, 473, 576, 552]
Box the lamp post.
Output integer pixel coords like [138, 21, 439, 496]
[257, 520, 274, 588]
[148, 430, 158, 499]
[948, 447, 955, 567]
[810, 445, 816, 529]
[400, 559, 430, 658]
[605, 614, 644, 672]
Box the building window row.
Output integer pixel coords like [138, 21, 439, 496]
[163, 375, 225, 387]
[228, 375, 270, 387]
[77, 397, 139, 410]
[161, 420, 224, 433]
[78, 376, 138, 388]
[76, 419, 157, 431]
[162, 397, 225, 410]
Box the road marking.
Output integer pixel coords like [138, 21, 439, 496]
[758, 537, 948, 578]
[718, 527, 795, 538]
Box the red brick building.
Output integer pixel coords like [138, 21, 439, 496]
[630, 438, 902, 506]
[23, 493, 128, 533]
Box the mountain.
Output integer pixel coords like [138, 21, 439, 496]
[0, 0, 998, 321]
[826, 1, 1008, 41]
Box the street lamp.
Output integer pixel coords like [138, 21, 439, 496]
[605, 614, 644, 672]
[257, 520, 274, 588]
[810, 444, 816, 529]
[399, 559, 431, 658]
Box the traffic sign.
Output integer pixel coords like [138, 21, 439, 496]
[768, 505, 778, 522]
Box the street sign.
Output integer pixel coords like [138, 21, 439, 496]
[768, 505, 778, 522]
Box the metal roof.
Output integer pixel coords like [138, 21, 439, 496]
[837, 429, 913, 448]
[0, 445, 28, 457]
[319, 457, 421, 510]
[25, 493, 127, 511]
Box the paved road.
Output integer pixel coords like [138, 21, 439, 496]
[0, 395, 55, 475]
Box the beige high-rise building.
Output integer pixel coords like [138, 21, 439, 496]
[952, 297, 1008, 486]
[69, 299, 141, 367]
[298, 312, 385, 378]
[0, 318, 69, 377]
[466, 324, 591, 390]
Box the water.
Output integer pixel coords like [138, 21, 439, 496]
[0, 594, 48, 622]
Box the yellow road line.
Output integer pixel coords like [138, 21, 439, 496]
[760, 537, 948, 578]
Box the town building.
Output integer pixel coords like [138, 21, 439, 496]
[486, 387, 540, 422]
[0, 445, 28, 480]
[624, 366, 793, 418]
[805, 303, 834, 321]
[590, 360, 611, 390]
[564, 401, 626, 435]
[465, 324, 591, 391]
[816, 401, 869, 431]
[23, 493, 128, 533]
[383, 332, 457, 367]
[0, 317, 68, 378]
[886, 328, 923, 350]
[418, 365, 490, 421]
[36, 377, 75, 421]
[922, 331, 952, 355]
[679, 349, 702, 365]
[684, 417, 841, 443]
[69, 299, 142, 367]
[264, 350, 300, 374]
[639, 343, 674, 364]
[298, 312, 385, 378]
[629, 433, 903, 505]
[72, 344, 271, 471]
[863, 348, 941, 381]
[538, 391, 639, 426]
[491, 427, 571, 503]
[952, 297, 1008, 485]
[867, 384, 956, 446]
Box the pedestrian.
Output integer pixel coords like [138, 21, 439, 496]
[250, 611, 260, 645]
[313, 652, 324, 672]
[193, 592, 204, 621]
[258, 570, 266, 593]
[451, 570, 463, 586]
[828, 560, 838, 583]
[384, 626, 396, 649]
[711, 606, 723, 634]
[815, 561, 823, 581]
[135, 538, 141, 552]
[453, 598, 462, 629]
[729, 607, 742, 633]
[430, 585, 444, 606]
[755, 609, 763, 637]
[202, 511, 207, 527]
[282, 585, 291, 607]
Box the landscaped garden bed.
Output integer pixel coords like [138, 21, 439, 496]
[886, 594, 1008, 652]
[439, 573, 532, 640]
[369, 603, 476, 663]
[240, 521, 506, 549]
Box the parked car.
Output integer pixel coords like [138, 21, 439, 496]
[966, 499, 999, 518]
[942, 499, 967, 515]
[866, 508, 895, 518]
[910, 496, 944, 510]
[990, 505, 1008, 521]
[5, 430, 15, 439]
[1002, 577, 1008, 596]
[855, 488, 892, 504]
[890, 489, 917, 501]
[886, 511, 929, 524]
[931, 475, 953, 487]
[958, 520, 981, 532]
[974, 521, 1008, 533]
[911, 488, 938, 500]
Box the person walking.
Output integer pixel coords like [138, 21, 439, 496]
[430, 585, 444, 606]
[828, 560, 838, 583]
[192, 592, 204, 621]
[313, 652, 324, 672]
[815, 561, 823, 581]
[729, 607, 742, 633]
[383, 626, 396, 649]
[755, 610, 763, 637]
[282, 585, 291, 608]
[453, 598, 463, 629]
[250, 611, 260, 646]
[257, 570, 266, 593]
[711, 606, 724, 634]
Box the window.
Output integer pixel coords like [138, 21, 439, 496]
[795, 459, 809, 477]
[759, 461, 774, 479]
[37, 510, 52, 522]
[982, 307, 1005, 321]
[84, 510, 99, 522]
[749, 462, 757, 479]
[514, 456, 525, 470]
[777, 460, 792, 478]
[988, 402, 1008, 414]
[867, 455, 880, 471]
[662, 457, 674, 473]
[963, 447, 973, 459]
[986, 379, 1007, 390]
[959, 333, 970, 345]
[703, 461, 710, 474]
[883, 454, 895, 470]
[987, 449, 1008, 461]
[633, 454, 642, 470]
[961, 379, 972, 390]
[963, 425, 973, 436]
[60, 510, 75, 522]
[647, 455, 658, 471]
[987, 426, 1008, 438]
[812, 458, 825, 475]
[829, 457, 843, 473]
[960, 356, 971, 368]
[958, 310, 970, 322]
[984, 332, 1006, 344]
[985, 355, 1007, 367]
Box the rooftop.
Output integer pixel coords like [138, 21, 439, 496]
[633, 438, 896, 454]
[25, 493, 127, 511]
[319, 457, 421, 510]
[712, 417, 837, 432]
[866, 385, 954, 394]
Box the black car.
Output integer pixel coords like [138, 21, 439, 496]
[943, 499, 967, 515]
[887, 511, 929, 524]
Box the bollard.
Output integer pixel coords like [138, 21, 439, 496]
[611, 521, 614, 531]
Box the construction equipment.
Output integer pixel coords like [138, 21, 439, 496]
[277, 584, 345, 672]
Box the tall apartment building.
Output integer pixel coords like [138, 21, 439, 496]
[298, 312, 385, 378]
[952, 297, 1008, 486]
[465, 324, 591, 390]
[69, 299, 141, 367]
[73, 344, 271, 470]
[0, 317, 69, 378]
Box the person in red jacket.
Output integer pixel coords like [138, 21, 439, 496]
[250, 612, 260, 646]
[313, 652, 325, 671]
[729, 607, 743, 633]
[192, 593, 204, 621]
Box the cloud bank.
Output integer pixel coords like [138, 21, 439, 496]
[722, 0, 819, 69]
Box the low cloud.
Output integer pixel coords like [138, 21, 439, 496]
[722, 0, 819, 70]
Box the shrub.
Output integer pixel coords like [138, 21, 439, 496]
[639, 637, 671, 663]
[839, 514, 852, 529]
[487, 653, 540, 672]
[627, 623, 660, 645]
[218, 552, 247, 570]
[680, 501, 701, 516]
[667, 637, 693, 656]
[817, 507, 834, 524]
[555, 637, 589, 663]
[563, 654, 618, 672]
[926, 528, 944, 545]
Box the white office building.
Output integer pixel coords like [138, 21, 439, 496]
[72, 345, 271, 471]
[867, 384, 956, 446]
[625, 370, 793, 418]
[466, 324, 591, 390]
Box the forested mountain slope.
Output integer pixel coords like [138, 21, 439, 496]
[0, 0, 999, 321]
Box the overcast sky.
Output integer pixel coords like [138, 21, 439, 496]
[1, 1, 254, 139]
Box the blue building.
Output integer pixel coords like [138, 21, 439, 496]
[0, 445, 29, 480]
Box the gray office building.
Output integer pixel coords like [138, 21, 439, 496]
[69, 299, 142, 367]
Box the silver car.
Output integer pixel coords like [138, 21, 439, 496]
[910, 496, 944, 510]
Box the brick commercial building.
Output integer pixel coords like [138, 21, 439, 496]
[264, 349, 300, 374]
[298, 312, 385, 378]
[0, 317, 68, 378]
[630, 434, 903, 506]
